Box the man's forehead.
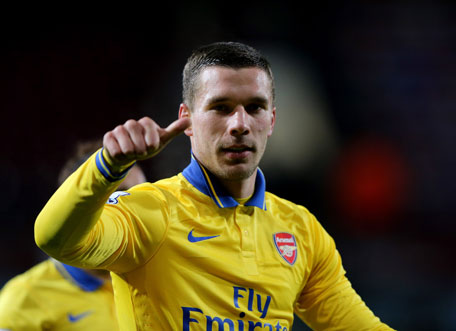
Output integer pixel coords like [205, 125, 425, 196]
[198, 66, 269, 82]
[195, 66, 273, 102]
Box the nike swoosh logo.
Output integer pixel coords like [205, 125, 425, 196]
[68, 311, 92, 322]
[188, 229, 220, 242]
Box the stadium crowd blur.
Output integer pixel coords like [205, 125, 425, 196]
[1, 3, 455, 330]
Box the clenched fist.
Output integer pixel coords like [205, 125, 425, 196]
[102, 116, 191, 172]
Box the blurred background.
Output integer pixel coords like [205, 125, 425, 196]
[1, 2, 455, 330]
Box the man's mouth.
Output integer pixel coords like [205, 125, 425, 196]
[221, 145, 255, 159]
[221, 145, 254, 153]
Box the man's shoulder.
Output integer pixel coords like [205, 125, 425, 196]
[1, 260, 62, 291]
[0, 259, 64, 306]
[265, 191, 314, 221]
[107, 173, 209, 212]
[128, 174, 185, 192]
[265, 191, 310, 212]
[264, 192, 331, 244]
[117, 174, 182, 199]
[130, 173, 205, 199]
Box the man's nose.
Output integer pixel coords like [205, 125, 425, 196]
[229, 106, 250, 136]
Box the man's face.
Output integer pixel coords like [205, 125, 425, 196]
[181, 66, 276, 181]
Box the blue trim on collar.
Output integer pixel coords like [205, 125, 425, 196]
[60, 263, 104, 292]
[182, 155, 266, 210]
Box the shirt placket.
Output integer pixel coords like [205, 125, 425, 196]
[234, 205, 258, 276]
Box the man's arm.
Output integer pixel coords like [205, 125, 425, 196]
[34, 116, 191, 268]
[294, 214, 394, 331]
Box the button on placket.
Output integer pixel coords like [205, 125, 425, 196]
[234, 206, 258, 275]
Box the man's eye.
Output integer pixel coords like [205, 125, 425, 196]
[213, 104, 230, 112]
[245, 104, 263, 113]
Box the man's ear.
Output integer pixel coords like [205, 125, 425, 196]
[268, 107, 276, 137]
[179, 103, 193, 136]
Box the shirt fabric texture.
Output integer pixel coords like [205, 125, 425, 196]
[34, 149, 394, 330]
[0, 259, 117, 330]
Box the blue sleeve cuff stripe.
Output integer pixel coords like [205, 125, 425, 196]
[95, 148, 134, 182]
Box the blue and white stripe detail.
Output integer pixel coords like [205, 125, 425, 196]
[95, 148, 135, 182]
[182, 154, 267, 210]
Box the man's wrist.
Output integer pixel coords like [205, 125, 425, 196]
[95, 148, 135, 182]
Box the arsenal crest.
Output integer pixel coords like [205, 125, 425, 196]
[273, 232, 297, 265]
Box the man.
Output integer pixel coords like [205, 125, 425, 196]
[0, 141, 146, 330]
[35, 42, 394, 330]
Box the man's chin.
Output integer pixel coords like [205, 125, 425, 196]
[215, 164, 257, 182]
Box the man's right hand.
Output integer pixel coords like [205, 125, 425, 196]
[102, 116, 191, 173]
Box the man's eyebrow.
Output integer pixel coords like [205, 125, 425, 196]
[206, 96, 230, 105]
[206, 96, 269, 105]
[248, 96, 269, 105]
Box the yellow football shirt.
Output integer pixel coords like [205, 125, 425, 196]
[0, 259, 117, 330]
[35, 149, 394, 330]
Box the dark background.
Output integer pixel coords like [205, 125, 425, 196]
[1, 2, 455, 330]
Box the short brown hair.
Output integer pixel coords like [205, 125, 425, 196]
[182, 41, 275, 109]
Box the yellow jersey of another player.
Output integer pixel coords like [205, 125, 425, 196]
[0, 259, 117, 331]
[35, 150, 394, 330]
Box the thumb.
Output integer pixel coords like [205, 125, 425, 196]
[159, 117, 191, 145]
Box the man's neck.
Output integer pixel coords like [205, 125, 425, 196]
[218, 171, 257, 199]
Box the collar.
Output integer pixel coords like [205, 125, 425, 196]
[52, 260, 104, 292]
[182, 154, 267, 210]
